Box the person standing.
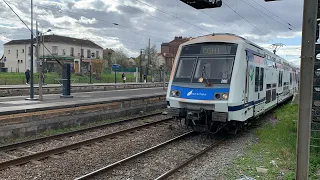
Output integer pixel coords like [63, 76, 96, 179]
[122, 73, 126, 83]
[25, 69, 30, 85]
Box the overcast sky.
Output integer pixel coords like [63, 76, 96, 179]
[0, 0, 303, 66]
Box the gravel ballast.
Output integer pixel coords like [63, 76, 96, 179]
[0, 120, 188, 179]
[1, 114, 169, 158]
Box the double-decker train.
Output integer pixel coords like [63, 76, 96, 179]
[166, 33, 299, 134]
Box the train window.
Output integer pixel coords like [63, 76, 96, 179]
[260, 68, 264, 91]
[255, 67, 259, 92]
[174, 58, 196, 82]
[193, 57, 235, 84]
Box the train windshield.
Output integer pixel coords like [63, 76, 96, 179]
[173, 42, 237, 84]
[193, 57, 234, 84]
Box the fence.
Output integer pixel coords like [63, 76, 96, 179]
[0, 71, 171, 85]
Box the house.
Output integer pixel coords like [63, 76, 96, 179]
[161, 36, 191, 68]
[156, 53, 166, 67]
[127, 57, 136, 67]
[3, 34, 103, 73]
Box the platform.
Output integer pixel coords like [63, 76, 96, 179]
[0, 82, 168, 97]
[0, 87, 167, 115]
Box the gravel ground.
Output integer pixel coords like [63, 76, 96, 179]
[0, 111, 164, 146]
[167, 132, 257, 180]
[0, 120, 189, 179]
[1, 114, 169, 155]
[165, 116, 271, 180]
[92, 134, 216, 180]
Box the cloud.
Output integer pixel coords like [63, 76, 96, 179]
[0, 0, 303, 65]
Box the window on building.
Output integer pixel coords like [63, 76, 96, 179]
[96, 51, 99, 58]
[16, 49, 18, 58]
[52, 46, 58, 55]
[22, 49, 24, 53]
[70, 47, 74, 56]
[81, 49, 84, 57]
[62, 49, 66, 55]
[91, 52, 95, 58]
[8, 50, 10, 54]
[87, 49, 91, 58]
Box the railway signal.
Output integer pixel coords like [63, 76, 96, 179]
[180, 0, 222, 9]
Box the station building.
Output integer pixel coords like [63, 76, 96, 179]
[2, 34, 103, 73]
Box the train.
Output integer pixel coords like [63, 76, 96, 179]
[166, 33, 300, 134]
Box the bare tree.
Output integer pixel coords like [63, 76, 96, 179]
[111, 47, 129, 68]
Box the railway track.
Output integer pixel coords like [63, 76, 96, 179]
[0, 112, 172, 170]
[75, 132, 228, 180]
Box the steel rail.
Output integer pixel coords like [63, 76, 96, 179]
[155, 137, 228, 180]
[75, 131, 194, 180]
[0, 117, 172, 170]
[0, 112, 163, 152]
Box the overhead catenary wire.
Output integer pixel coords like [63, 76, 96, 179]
[2, 0, 62, 66]
[222, 1, 276, 44]
[110, 0, 204, 36]
[241, 0, 293, 30]
[31, 3, 171, 43]
[133, 0, 212, 34]
[250, 0, 296, 30]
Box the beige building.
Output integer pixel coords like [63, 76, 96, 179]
[3, 35, 103, 73]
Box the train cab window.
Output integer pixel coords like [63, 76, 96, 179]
[255, 67, 259, 92]
[260, 68, 264, 91]
[193, 57, 235, 84]
[174, 58, 196, 82]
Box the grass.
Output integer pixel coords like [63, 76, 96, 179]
[0, 72, 141, 85]
[226, 103, 320, 179]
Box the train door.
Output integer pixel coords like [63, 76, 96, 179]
[246, 51, 255, 117]
[277, 69, 283, 103]
[252, 54, 265, 116]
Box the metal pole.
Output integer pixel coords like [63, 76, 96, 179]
[296, 0, 318, 179]
[28, 0, 34, 99]
[42, 33, 46, 85]
[114, 68, 117, 84]
[37, 22, 43, 101]
[146, 38, 150, 82]
[140, 49, 143, 83]
[163, 69, 165, 90]
[89, 60, 92, 84]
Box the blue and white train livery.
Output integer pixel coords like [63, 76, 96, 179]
[166, 33, 299, 134]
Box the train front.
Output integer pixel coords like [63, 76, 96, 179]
[166, 40, 238, 134]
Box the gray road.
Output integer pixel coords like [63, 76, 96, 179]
[0, 87, 167, 115]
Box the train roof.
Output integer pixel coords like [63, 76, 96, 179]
[184, 33, 299, 70]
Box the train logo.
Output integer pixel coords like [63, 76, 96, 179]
[187, 90, 193, 96]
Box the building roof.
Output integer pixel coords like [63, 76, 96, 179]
[4, 34, 103, 49]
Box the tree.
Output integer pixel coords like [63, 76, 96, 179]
[111, 48, 129, 68]
[144, 44, 158, 68]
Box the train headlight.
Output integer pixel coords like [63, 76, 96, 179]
[199, 77, 204, 83]
[170, 90, 181, 97]
[222, 93, 228, 99]
[215, 93, 221, 99]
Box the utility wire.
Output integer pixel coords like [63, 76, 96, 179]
[222, 1, 276, 43]
[241, 0, 292, 30]
[111, 0, 204, 36]
[2, 0, 62, 66]
[133, 0, 212, 34]
[250, 0, 296, 29]
[32, 3, 170, 42]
